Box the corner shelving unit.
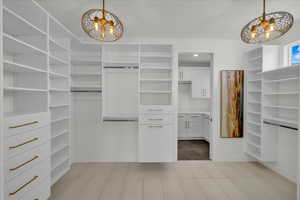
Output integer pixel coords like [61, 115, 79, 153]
[245, 46, 300, 163]
[48, 16, 71, 185]
[245, 48, 263, 160]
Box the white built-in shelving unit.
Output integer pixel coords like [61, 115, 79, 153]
[245, 48, 263, 160]
[246, 46, 300, 163]
[140, 44, 173, 106]
[48, 17, 71, 185]
[1, 1, 72, 199]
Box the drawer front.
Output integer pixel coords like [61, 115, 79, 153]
[139, 106, 174, 114]
[4, 159, 50, 200]
[22, 176, 51, 200]
[5, 142, 50, 182]
[139, 114, 173, 125]
[4, 112, 50, 138]
[139, 124, 174, 162]
[5, 126, 50, 159]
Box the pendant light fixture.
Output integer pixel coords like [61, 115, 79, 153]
[81, 0, 124, 42]
[241, 0, 293, 44]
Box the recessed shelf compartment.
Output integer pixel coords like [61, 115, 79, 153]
[3, 0, 48, 33]
[3, 7, 47, 52]
[3, 60, 47, 74]
[140, 93, 172, 105]
[103, 44, 139, 64]
[52, 147, 69, 171]
[4, 66, 48, 90]
[51, 159, 69, 185]
[4, 90, 48, 117]
[3, 33, 47, 55]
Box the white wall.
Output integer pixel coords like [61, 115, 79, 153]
[71, 38, 252, 162]
[0, 0, 4, 199]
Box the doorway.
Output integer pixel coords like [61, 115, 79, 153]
[177, 52, 213, 160]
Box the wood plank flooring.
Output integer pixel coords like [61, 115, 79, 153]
[49, 161, 297, 200]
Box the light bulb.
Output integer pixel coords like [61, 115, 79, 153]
[100, 25, 106, 39]
[265, 32, 270, 39]
[109, 25, 114, 34]
[94, 22, 99, 31]
[269, 24, 275, 31]
[93, 17, 99, 31]
[251, 32, 256, 39]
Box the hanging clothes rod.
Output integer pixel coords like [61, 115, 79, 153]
[71, 90, 102, 93]
[104, 66, 139, 69]
[263, 120, 298, 131]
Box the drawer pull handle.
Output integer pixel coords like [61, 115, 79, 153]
[149, 118, 163, 121]
[149, 125, 163, 128]
[9, 138, 39, 150]
[9, 176, 38, 196]
[191, 115, 201, 118]
[9, 121, 39, 129]
[9, 156, 39, 171]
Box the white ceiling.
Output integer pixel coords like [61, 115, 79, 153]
[36, 0, 300, 41]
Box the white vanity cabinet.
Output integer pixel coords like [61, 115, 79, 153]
[178, 113, 204, 139]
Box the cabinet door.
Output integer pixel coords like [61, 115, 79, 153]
[139, 124, 173, 162]
[188, 114, 203, 138]
[191, 69, 210, 98]
[178, 115, 187, 138]
[179, 68, 192, 81]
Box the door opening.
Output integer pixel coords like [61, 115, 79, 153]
[177, 52, 213, 160]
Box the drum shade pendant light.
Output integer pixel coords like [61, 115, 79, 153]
[241, 0, 293, 44]
[81, 0, 124, 42]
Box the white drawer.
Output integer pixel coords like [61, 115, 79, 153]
[22, 176, 50, 200]
[139, 106, 174, 114]
[4, 159, 50, 200]
[139, 124, 174, 162]
[4, 112, 50, 138]
[139, 114, 173, 125]
[5, 142, 50, 182]
[4, 126, 50, 159]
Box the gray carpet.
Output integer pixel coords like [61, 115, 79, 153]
[178, 140, 210, 160]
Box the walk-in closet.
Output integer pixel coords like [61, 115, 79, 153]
[0, 0, 300, 200]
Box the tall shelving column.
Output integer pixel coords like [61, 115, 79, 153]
[261, 66, 299, 162]
[138, 44, 176, 162]
[139, 44, 173, 106]
[1, 0, 51, 199]
[48, 16, 71, 185]
[245, 47, 263, 160]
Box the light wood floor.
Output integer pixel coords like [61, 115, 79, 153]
[49, 161, 296, 200]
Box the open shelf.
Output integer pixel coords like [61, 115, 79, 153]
[3, 0, 48, 33]
[51, 161, 69, 185]
[3, 60, 47, 74]
[140, 90, 172, 94]
[3, 33, 47, 55]
[3, 6, 47, 51]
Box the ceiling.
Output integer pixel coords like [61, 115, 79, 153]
[36, 0, 300, 41]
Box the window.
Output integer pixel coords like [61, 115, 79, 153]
[285, 41, 300, 66]
[291, 44, 300, 65]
